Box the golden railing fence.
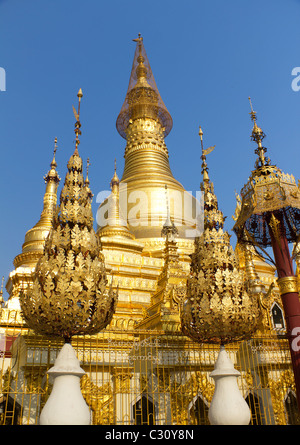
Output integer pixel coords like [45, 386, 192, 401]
[0, 311, 299, 425]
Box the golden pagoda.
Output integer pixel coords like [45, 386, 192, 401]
[5, 139, 60, 311]
[100, 34, 199, 244]
[0, 36, 299, 426]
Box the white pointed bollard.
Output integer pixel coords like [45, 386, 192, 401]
[208, 345, 251, 425]
[39, 343, 91, 425]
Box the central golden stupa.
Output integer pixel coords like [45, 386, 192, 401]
[98, 35, 200, 244]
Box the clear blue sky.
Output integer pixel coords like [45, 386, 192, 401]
[0, 0, 300, 299]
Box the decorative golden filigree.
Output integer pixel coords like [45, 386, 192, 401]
[20, 91, 117, 342]
[181, 130, 261, 344]
[112, 367, 133, 393]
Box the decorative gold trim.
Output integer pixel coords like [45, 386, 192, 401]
[277, 277, 299, 295]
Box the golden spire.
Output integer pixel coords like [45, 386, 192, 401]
[85, 157, 90, 184]
[110, 158, 119, 191]
[14, 138, 61, 266]
[84, 157, 93, 199]
[181, 127, 262, 344]
[73, 88, 83, 155]
[20, 95, 117, 342]
[161, 185, 178, 241]
[248, 97, 268, 168]
[44, 137, 60, 184]
[199, 125, 215, 184]
[133, 34, 150, 87]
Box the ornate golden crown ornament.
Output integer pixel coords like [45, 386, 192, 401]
[180, 127, 261, 345]
[233, 98, 300, 248]
[20, 90, 117, 343]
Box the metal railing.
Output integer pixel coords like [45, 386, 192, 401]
[0, 311, 298, 425]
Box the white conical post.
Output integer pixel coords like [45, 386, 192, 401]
[208, 345, 251, 425]
[39, 343, 91, 425]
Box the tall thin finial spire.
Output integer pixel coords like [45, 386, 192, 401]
[199, 126, 215, 186]
[116, 34, 173, 139]
[161, 184, 178, 241]
[73, 88, 83, 154]
[54, 136, 58, 156]
[132, 33, 149, 85]
[84, 157, 93, 198]
[110, 158, 119, 191]
[248, 96, 257, 122]
[132, 33, 143, 61]
[85, 157, 90, 184]
[50, 137, 58, 169]
[44, 137, 60, 184]
[248, 97, 268, 167]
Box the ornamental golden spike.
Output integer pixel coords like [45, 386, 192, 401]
[248, 96, 256, 123]
[110, 158, 119, 190]
[199, 126, 209, 184]
[44, 136, 60, 184]
[73, 88, 83, 154]
[132, 32, 143, 46]
[248, 97, 267, 167]
[132, 33, 143, 63]
[161, 184, 178, 241]
[52, 137, 58, 165]
[132, 33, 149, 86]
[199, 126, 215, 190]
[85, 157, 90, 183]
[84, 157, 93, 199]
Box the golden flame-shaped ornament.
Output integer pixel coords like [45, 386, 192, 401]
[20, 91, 117, 342]
[180, 128, 261, 344]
